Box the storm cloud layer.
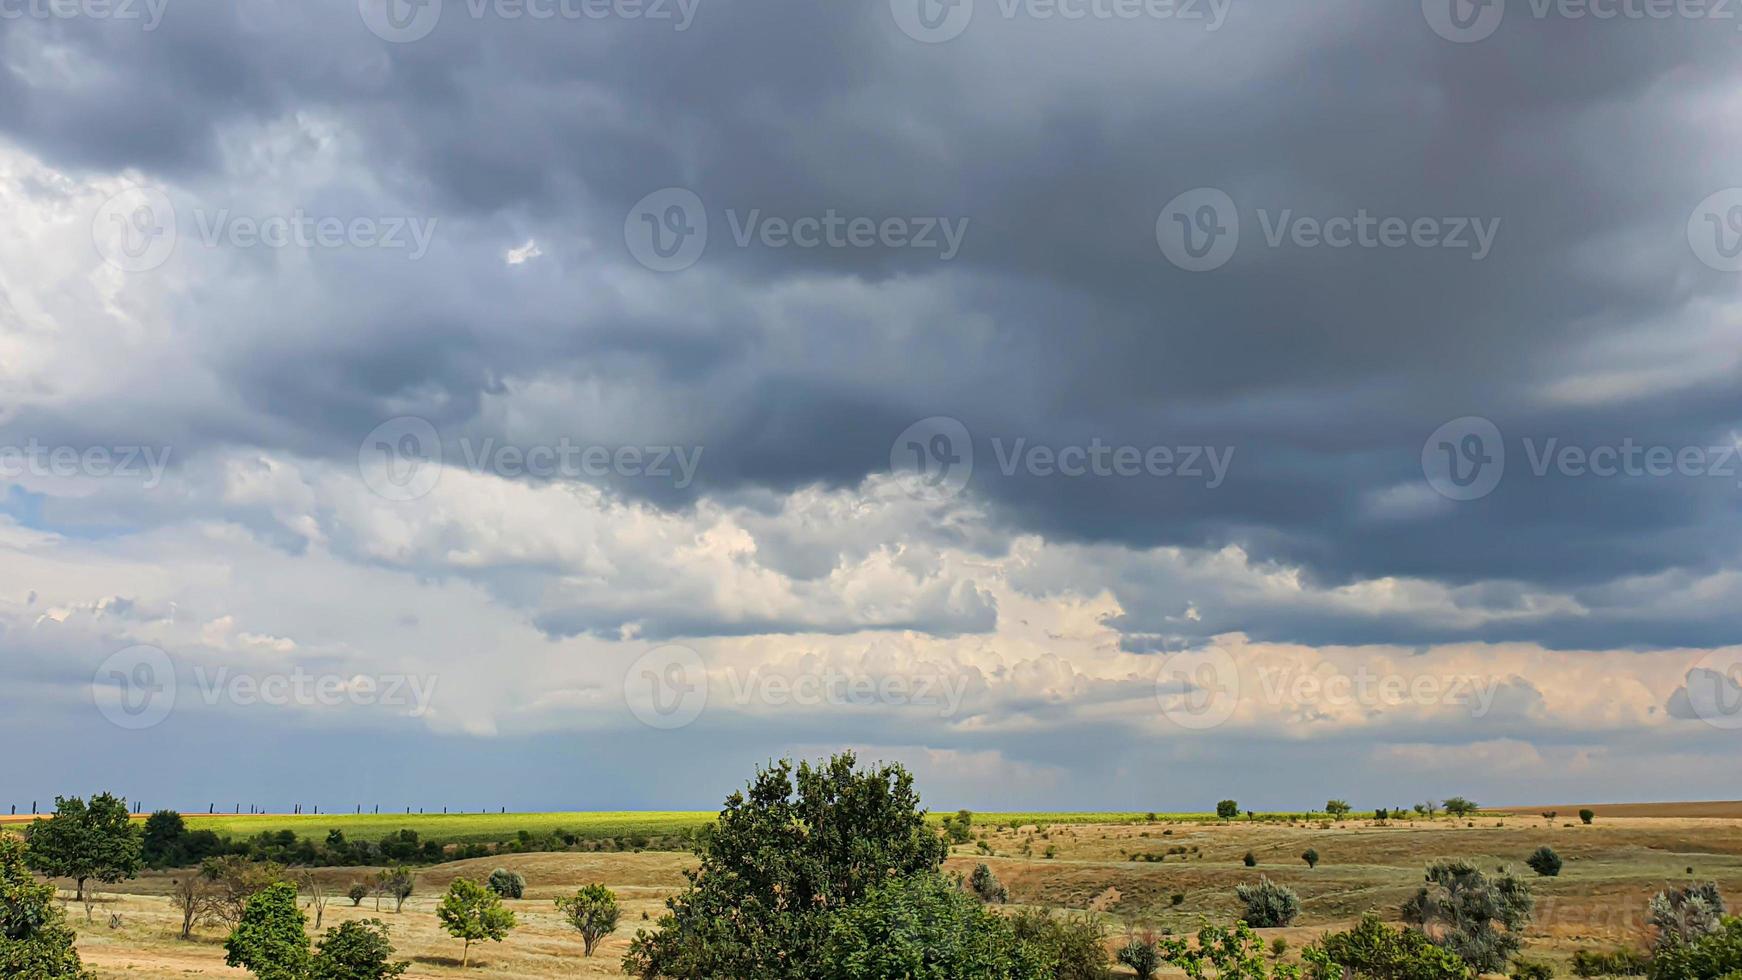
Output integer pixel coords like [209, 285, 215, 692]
[0, 0, 1738, 809]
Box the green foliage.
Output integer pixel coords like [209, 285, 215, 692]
[1400, 859, 1534, 973]
[223, 881, 310, 980]
[1302, 914, 1470, 980]
[819, 873, 1037, 979]
[623, 753, 950, 980]
[347, 883, 369, 907]
[0, 833, 94, 980]
[1119, 934, 1162, 980]
[1218, 801, 1241, 821]
[1651, 886, 1728, 953]
[1442, 798, 1479, 819]
[555, 884, 620, 957]
[1579, 810, 1596, 825]
[1649, 916, 1742, 980]
[1527, 848, 1563, 878]
[377, 867, 414, 913]
[1512, 958, 1555, 980]
[943, 810, 976, 845]
[1571, 947, 1650, 977]
[1326, 801, 1352, 819]
[307, 919, 409, 980]
[485, 868, 525, 900]
[970, 863, 1009, 904]
[1303, 849, 1320, 868]
[1160, 920, 1303, 980]
[201, 856, 286, 924]
[1008, 909, 1112, 980]
[24, 793, 142, 901]
[1237, 877, 1301, 928]
[436, 878, 516, 968]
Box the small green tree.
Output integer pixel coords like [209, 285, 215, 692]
[1218, 800, 1241, 821]
[1578, 809, 1595, 826]
[1401, 860, 1533, 973]
[485, 869, 525, 900]
[0, 833, 94, 979]
[223, 882, 310, 980]
[347, 883, 369, 907]
[555, 884, 620, 957]
[1326, 801, 1352, 819]
[1526, 847, 1562, 878]
[307, 919, 409, 980]
[378, 867, 414, 914]
[1238, 877, 1302, 927]
[24, 793, 142, 906]
[436, 878, 515, 968]
[1303, 849, 1320, 868]
[969, 864, 1009, 904]
[1442, 798, 1478, 819]
[141, 810, 188, 868]
[1160, 921, 1301, 980]
[943, 810, 975, 845]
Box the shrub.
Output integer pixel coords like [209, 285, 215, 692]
[1650, 885, 1727, 953]
[347, 883, 369, 907]
[1302, 914, 1470, 980]
[970, 864, 1009, 904]
[1171, 893, 1186, 907]
[1009, 909, 1113, 980]
[0, 833, 94, 979]
[1238, 877, 1302, 927]
[1580, 810, 1595, 825]
[1218, 801, 1241, 821]
[1401, 860, 1534, 973]
[436, 878, 515, 969]
[1119, 934, 1162, 980]
[1327, 801, 1352, 819]
[486, 868, 526, 900]
[942, 810, 975, 845]
[820, 874, 1033, 979]
[1245, 851, 1259, 867]
[555, 884, 619, 957]
[1161, 921, 1294, 980]
[1527, 848, 1563, 878]
[1571, 948, 1650, 977]
[1303, 849, 1320, 868]
[223, 882, 309, 980]
[1512, 958, 1554, 980]
[1648, 916, 1742, 980]
[1443, 798, 1479, 819]
[307, 919, 409, 980]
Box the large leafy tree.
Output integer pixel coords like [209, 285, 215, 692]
[623, 752, 951, 979]
[0, 833, 94, 980]
[1400, 860, 1533, 973]
[819, 873, 1038, 979]
[223, 881, 309, 980]
[307, 919, 410, 980]
[24, 794, 142, 903]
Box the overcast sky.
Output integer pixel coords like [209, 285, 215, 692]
[1, 0, 1739, 814]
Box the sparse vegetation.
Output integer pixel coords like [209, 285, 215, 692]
[969, 863, 1009, 903]
[1401, 860, 1534, 973]
[1238, 876, 1302, 927]
[1571, 948, 1650, 977]
[1649, 884, 1727, 952]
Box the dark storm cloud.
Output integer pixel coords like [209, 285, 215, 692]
[3, 0, 1740, 651]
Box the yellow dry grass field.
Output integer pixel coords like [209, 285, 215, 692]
[44, 811, 1742, 978]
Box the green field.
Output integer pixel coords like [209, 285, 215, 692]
[163, 809, 1312, 845]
